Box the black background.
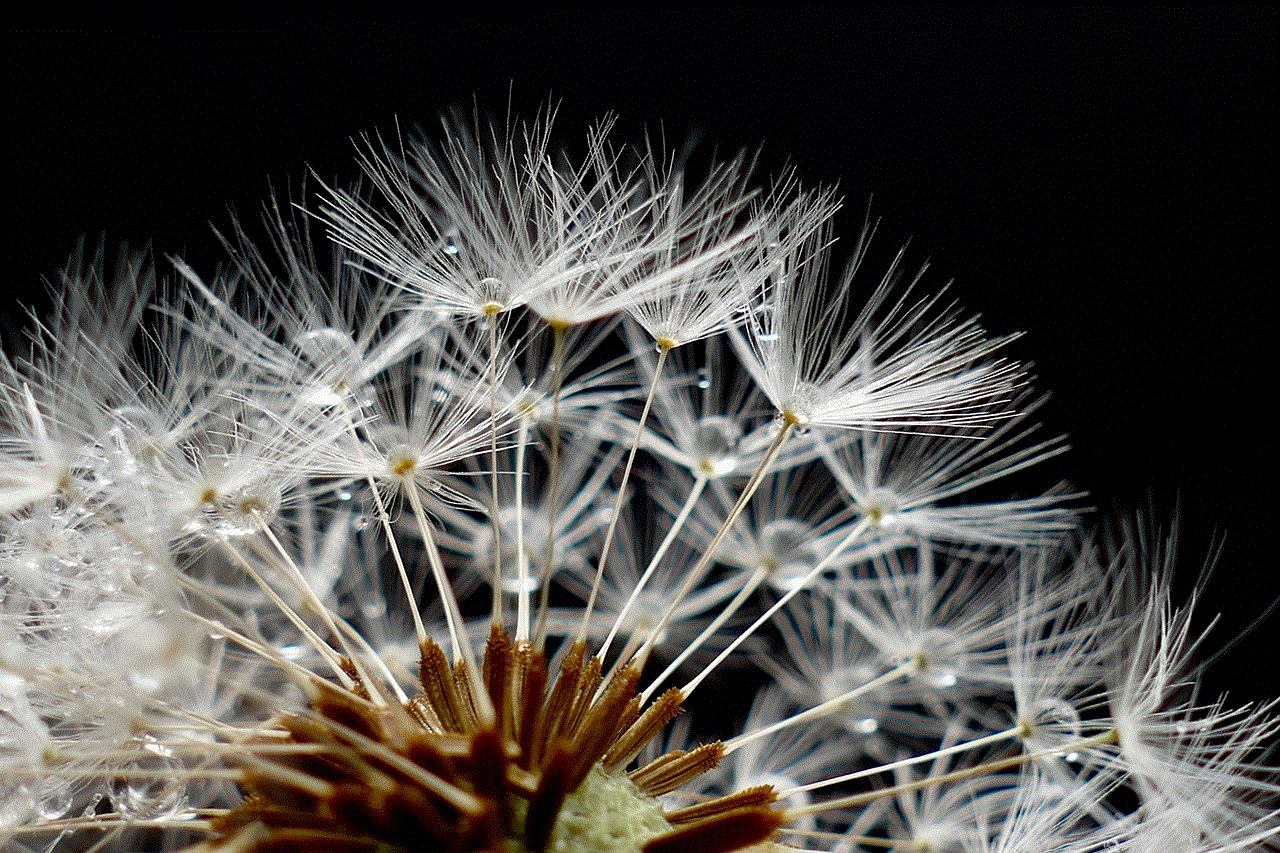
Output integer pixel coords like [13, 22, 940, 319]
[10, 9, 1275, 707]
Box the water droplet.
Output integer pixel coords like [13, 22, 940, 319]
[692, 416, 742, 478]
[695, 367, 711, 389]
[473, 507, 562, 591]
[296, 327, 358, 366]
[821, 665, 889, 737]
[851, 716, 881, 735]
[372, 423, 410, 450]
[623, 590, 671, 645]
[421, 309, 453, 331]
[110, 405, 164, 436]
[911, 628, 965, 690]
[1023, 698, 1083, 756]
[759, 519, 822, 592]
[478, 278, 506, 304]
[38, 782, 73, 821]
[111, 737, 188, 821]
[294, 327, 364, 407]
[107, 405, 175, 470]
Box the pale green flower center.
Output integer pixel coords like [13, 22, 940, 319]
[511, 765, 671, 853]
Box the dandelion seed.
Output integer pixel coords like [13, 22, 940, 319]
[731, 216, 1023, 433]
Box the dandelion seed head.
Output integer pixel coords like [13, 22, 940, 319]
[3, 109, 1276, 853]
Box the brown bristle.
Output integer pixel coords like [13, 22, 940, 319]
[560, 653, 604, 737]
[241, 827, 390, 853]
[516, 646, 549, 766]
[405, 693, 442, 731]
[565, 664, 642, 788]
[504, 762, 539, 796]
[607, 694, 642, 758]
[628, 749, 685, 792]
[531, 639, 585, 765]
[383, 786, 459, 843]
[483, 625, 514, 737]
[419, 637, 465, 731]
[603, 687, 684, 770]
[665, 784, 779, 825]
[328, 785, 389, 839]
[642, 807, 786, 853]
[451, 658, 480, 731]
[467, 728, 511, 837]
[630, 742, 725, 796]
[312, 683, 380, 742]
[403, 734, 455, 781]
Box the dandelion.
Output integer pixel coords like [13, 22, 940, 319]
[2, 110, 1276, 853]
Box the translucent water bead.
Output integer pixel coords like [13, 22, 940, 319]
[614, 589, 673, 647]
[909, 627, 968, 691]
[471, 506, 565, 593]
[294, 327, 373, 408]
[1019, 697, 1084, 758]
[901, 824, 970, 853]
[820, 663, 890, 737]
[37, 779, 73, 822]
[112, 613, 201, 695]
[758, 519, 823, 593]
[5, 506, 93, 597]
[110, 736, 189, 821]
[692, 416, 743, 478]
[106, 405, 180, 472]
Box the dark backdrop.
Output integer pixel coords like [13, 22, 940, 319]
[10, 8, 1275, 705]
